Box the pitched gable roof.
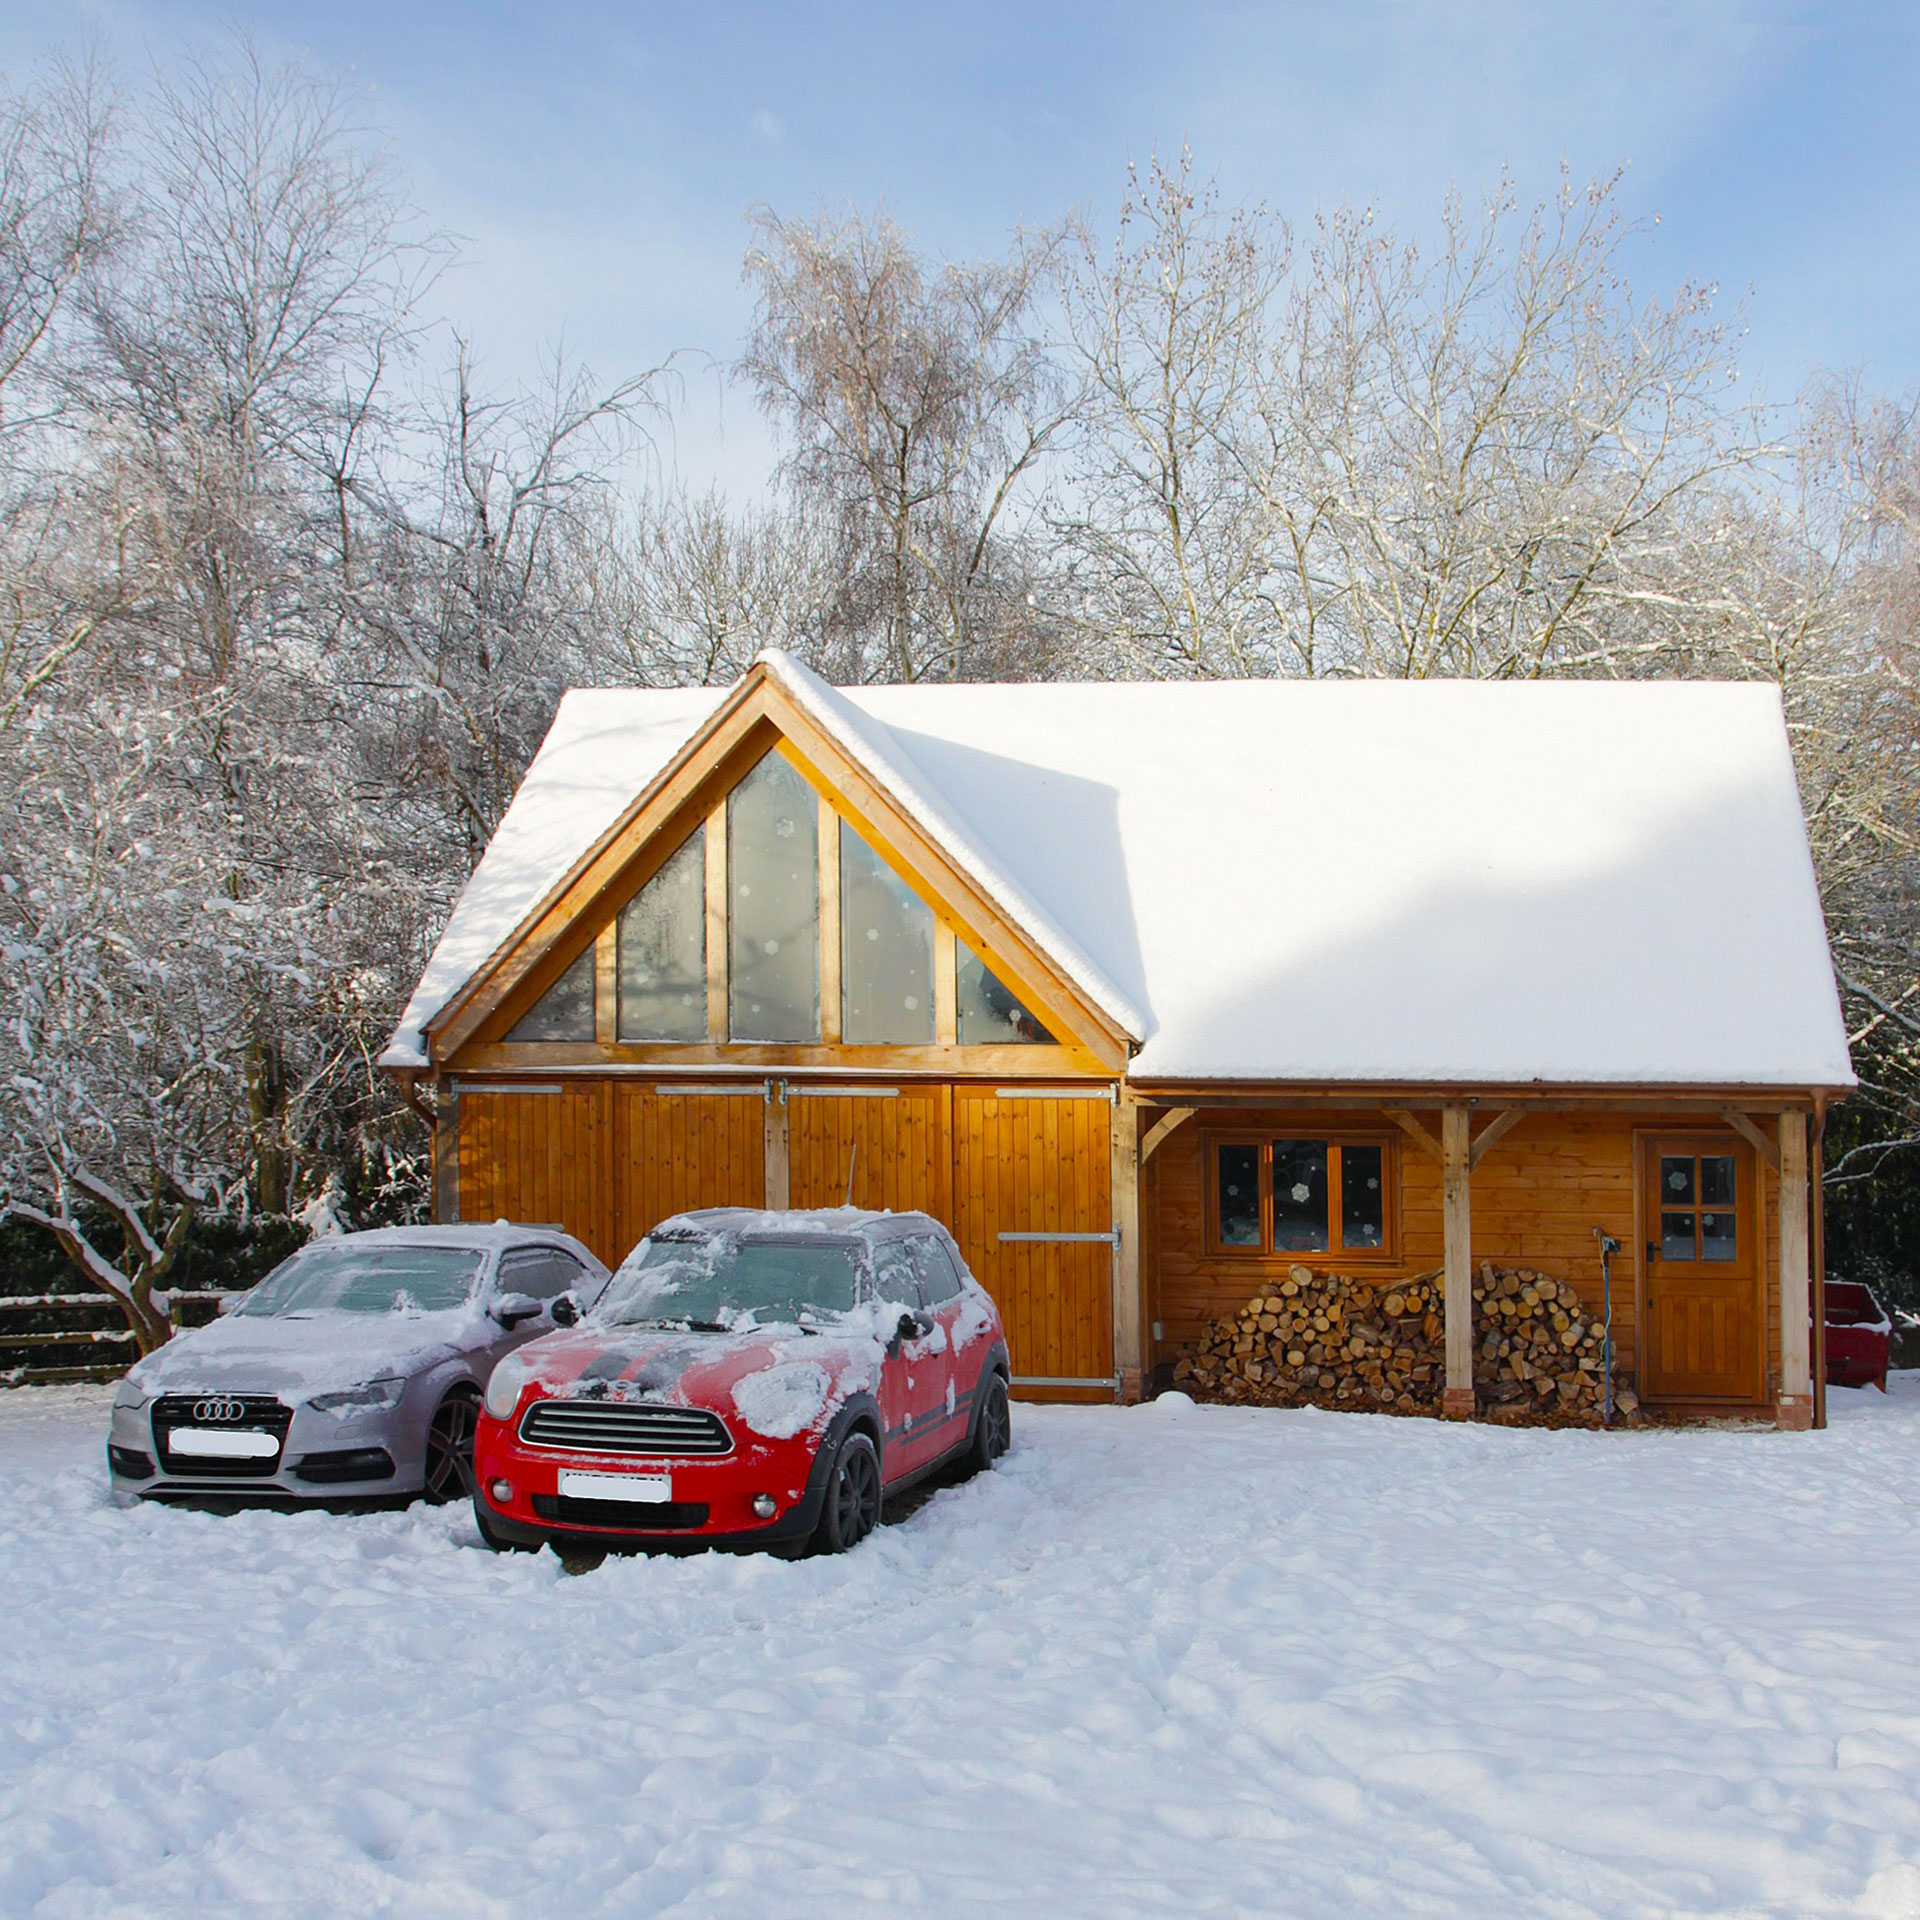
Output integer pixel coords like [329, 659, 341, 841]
[384, 655, 1853, 1089]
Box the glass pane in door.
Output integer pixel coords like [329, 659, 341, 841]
[1660, 1157, 1696, 1205]
[1699, 1156, 1736, 1207]
[1661, 1212, 1697, 1261]
[1700, 1213, 1738, 1261]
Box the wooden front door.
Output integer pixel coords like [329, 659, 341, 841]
[951, 1089, 1114, 1390]
[1640, 1135, 1763, 1404]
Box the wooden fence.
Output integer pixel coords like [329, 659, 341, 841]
[0, 1290, 236, 1387]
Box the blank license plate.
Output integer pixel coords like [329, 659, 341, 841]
[558, 1470, 671, 1504]
[169, 1428, 279, 1459]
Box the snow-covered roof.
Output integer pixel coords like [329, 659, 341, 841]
[385, 655, 1853, 1089]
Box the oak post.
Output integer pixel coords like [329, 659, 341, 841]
[1111, 1087, 1143, 1401]
[1812, 1100, 1829, 1431]
[1776, 1109, 1812, 1430]
[1442, 1103, 1475, 1418]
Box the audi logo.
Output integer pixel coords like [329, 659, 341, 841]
[191, 1398, 248, 1424]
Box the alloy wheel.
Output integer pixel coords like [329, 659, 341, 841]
[424, 1390, 479, 1504]
[824, 1434, 881, 1552]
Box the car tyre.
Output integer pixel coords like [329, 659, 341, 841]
[472, 1498, 535, 1553]
[812, 1430, 881, 1555]
[965, 1372, 1011, 1477]
[423, 1387, 480, 1504]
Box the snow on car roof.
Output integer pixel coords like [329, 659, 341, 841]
[648, 1208, 937, 1243]
[385, 655, 1852, 1089]
[318, 1223, 594, 1253]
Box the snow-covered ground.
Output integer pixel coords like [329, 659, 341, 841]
[3, 1385, 1919, 1919]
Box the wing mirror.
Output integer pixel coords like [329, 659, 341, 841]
[491, 1291, 545, 1330]
[216, 1291, 246, 1317]
[550, 1294, 580, 1328]
[894, 1309, 933, 1345]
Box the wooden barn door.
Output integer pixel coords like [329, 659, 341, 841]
[456, 1081, 614, 1266]
[612, 1083, 767, 1254]
[951, 1089, 1114, 1391]
[787, 1086, 950, 1216]
[1641, 1134, 1763, 1405]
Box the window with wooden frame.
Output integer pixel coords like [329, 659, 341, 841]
[1205, 1133, 1398, 1261]
[502, 745, 1063, 1053]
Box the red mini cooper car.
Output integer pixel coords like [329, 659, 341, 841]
[471, 1207, 1012, 1556]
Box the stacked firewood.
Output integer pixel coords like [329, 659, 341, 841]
[1170, 1261, 1617, 1423]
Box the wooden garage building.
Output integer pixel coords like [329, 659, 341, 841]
[382, 653, 1853, 1428]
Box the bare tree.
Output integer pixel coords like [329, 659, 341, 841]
[1057, 161, 1780, 685]
[619, 484, 834, 685]
[739, 204, 1072, 681]
[1057, 150, 1290, 678]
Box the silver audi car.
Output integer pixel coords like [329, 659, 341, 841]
[106, 1224, 609, 1509]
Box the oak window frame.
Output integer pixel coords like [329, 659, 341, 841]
[1202, 1130, 1402, 1265]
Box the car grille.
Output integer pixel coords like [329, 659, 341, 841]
[518, 1400, 734, 1457]
[531, 1493, 711, 1531]
[151, 1394, 292, 1477]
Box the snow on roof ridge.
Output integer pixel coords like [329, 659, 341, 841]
[753, 648, 1148, 1040]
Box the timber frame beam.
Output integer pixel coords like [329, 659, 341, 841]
[1441, 1104, 1474, 1418]
[1112, 1087, 1143, 1401]
[1140, 1106, 1197, 1164]
[1721, 1107, 1783, 1175]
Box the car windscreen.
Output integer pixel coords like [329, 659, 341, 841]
[594, 1235, 862, 1330]
[236, 1244, 485, 1316]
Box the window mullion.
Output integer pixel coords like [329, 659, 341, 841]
[1260, 1140, 1275, 1255]
[934, 922, 957, 1045]
[703, 800, 726, 1041]
[1328, 1144, 1344, 1253]
[819, 796, 842, 1045]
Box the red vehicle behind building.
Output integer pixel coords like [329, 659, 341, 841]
[472, 1208, 1012, 1556]
[1822, 1279, 1892, 1392]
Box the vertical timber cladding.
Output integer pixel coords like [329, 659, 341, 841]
[614, 1082, 767, 1248]
[786, 1086, 951, 1215]
[952, 1087, 1115, 1390]
[456, 1081, 614, 1266]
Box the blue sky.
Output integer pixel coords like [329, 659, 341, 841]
[4, 2, 1917, 494]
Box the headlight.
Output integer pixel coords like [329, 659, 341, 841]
[307, 1377, 407, 1417]
[112, 1382, 149, 1413]
[484, 1355, 532, 1423]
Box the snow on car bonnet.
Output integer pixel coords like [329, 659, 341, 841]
[731, 1363, 832, 1439]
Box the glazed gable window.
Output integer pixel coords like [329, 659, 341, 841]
[729, 751, 821, 1042]
[506, 947, 595, 1042]
[840, 820, 935, 1045]
[618, 828, 706, 1042]
[501, 744, 1071, 1054]
[1208, 1135, 1395, 1259]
